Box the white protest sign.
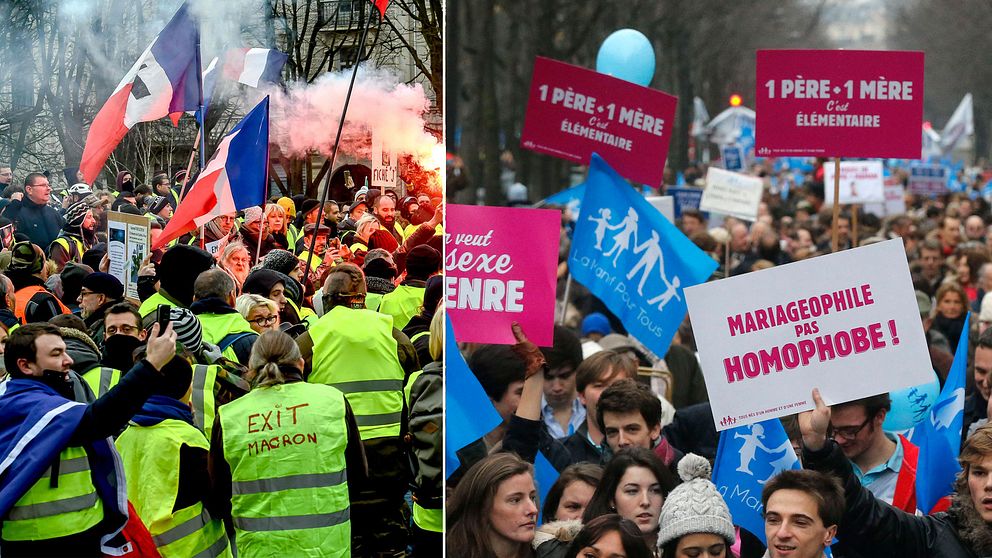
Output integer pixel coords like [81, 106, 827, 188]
[684, 239, 931, 431]
[699, 167, 763, 222]
[646, 196, 675, 224]
[823, 160, 885, 204]
[864, 179, 906, 217]
[371, 132, 397, 189]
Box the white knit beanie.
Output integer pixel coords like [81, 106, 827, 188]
[656, 453, 736, 549]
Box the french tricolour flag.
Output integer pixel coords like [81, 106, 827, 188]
[79, 3, 200, 184]
[222, 48, 289, 88]
[154, 97, 269, 250]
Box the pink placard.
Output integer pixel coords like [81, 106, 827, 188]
[520, 56, 678, 187]
[755, 50, 924, 159]
[444, 204, 561, 347]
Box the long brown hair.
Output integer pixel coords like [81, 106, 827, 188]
[447, 453, 535, 558]
[248, 330, 302, 388]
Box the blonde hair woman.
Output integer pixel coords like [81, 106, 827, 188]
[210, 330, 366, 557]
[263, 203, 291, 251]
[235, 294, 280, 334]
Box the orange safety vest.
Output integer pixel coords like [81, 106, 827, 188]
[14, 285, 70, 322]
[891, 434, 919, 514]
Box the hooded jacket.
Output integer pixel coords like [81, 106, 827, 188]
[532, 519, 583, 558]
[60, 327, 103, 376]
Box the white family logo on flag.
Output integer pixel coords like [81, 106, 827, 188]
[732, 423, 797, 484]
[931, 388, 964, 431]
[586, 205, 682, 312]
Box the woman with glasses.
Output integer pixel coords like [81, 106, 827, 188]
[235, 294, 280, 334]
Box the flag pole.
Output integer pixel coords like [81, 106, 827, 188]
[830, 157, 841, 253]
[303, 3, 379, 276]
[559, 274, 572, 325]
[194, 21, 207, 171]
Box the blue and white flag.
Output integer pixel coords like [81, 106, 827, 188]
[444, 316, 503, 477]
[713, 418, 801, 543]
[537, 183, 586, 221]
[569, 154, 718, 358]
[911, 313, 968, 513]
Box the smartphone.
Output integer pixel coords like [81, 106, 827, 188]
[155, 305, 171, 335]
[329, 238, 341, 250]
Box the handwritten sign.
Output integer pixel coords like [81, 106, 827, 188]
[755, 50, 924, 158]
[371, 131, 397, 189]
[445, 204, 561, 346]
[822, 161, 885, 204]
[521, 57, 678, 186]
[700, 167, 764, 222]
[685, 239, 932, 430]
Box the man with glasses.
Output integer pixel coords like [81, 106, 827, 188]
[3, 172, 64, 249]
[828, 393, 919, 513]
[78, 273, 125, 347]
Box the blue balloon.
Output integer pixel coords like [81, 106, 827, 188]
[596, 29, 656, 87]
[883, 371, 941, 432]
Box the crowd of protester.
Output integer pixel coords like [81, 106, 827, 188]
[0, 163, 444, 558]
[447, 156, 992, 557]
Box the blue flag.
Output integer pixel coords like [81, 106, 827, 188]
[911, 313, 968, 513]
[534, 449, 559, 524]
[713, 418, 801, 544]
[444, 316, 503, 478]
[538, 183, 586, 221]
[569, 154, 718, 358]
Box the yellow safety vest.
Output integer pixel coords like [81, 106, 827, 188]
[377, 284, 425, 330]
[139, 291, 177, 319]
[2, 446, 104, 541]
[308, 306, 405, 440]
[115, 419, 232, 558]
[197, 312, 257, 363]
[191, 364, 220, 440]
[219, 382, 350, 557]
[81, 366, 121, 398]
[50, 236, 85, 264]
[403, 369, 442, 533]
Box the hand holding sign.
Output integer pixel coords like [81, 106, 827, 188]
[798, 388, 831, 452]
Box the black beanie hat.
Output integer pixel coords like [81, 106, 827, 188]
[405, 245, 441, 280]
[159, 244, 214, 306]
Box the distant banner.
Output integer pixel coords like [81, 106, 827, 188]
[908, 165, 949, 196]
[823, 161, 885, 205]
[755, 49, 925, 158]
[700, 168, 764, 222]
[666, 187, 704, 219]
[521, 57, 678, 186]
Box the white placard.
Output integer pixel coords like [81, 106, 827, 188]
[646, 196, 675, 224]
[699, 167, 763, 222]
[864, 179, 907, 217]
[107, 211, 151, 303]
[823, 161, 885, 204]
[685, 239, 932, 431]
[371, 132, 397, 189]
